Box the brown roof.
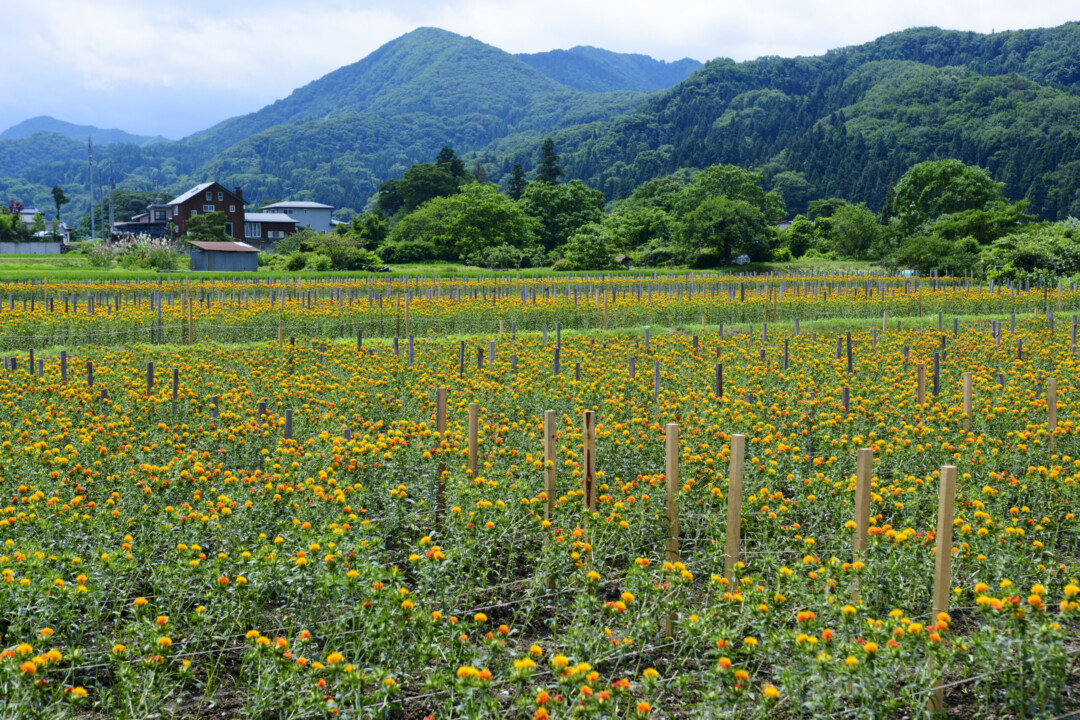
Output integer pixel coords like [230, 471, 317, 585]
[187, 241, 259, 253]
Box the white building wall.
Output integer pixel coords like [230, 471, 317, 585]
[274, 207, 333, 233]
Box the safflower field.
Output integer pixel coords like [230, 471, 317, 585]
[0, 272, 1078, 719]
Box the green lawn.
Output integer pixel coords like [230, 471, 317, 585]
[0, 253, 881, 280]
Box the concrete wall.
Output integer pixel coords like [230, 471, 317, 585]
[268, 207, 333, 233]
[0, 242, 64, 254]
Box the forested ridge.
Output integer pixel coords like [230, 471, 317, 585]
[498, 23, 1080, 219]
[515, 46, 701, 92]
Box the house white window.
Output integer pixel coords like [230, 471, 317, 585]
[229, 205, 235, 213]
[190, 209, 198, 217]
[217, 191, 223, 201]
[203, 204, 215, 212]
[244, 222, 261, 238]
[205, 191, 212, 201]
[268, 230, 285, 240]
[224, 222, 233, 237]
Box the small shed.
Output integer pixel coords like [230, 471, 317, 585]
[187, 241, 260, 272]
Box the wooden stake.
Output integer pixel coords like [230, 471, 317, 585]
[583, 410, 596, 512]
[544, 410, 556, 522]
[723, 434, 746, 582]
[917, 363, 926, 406]
[436, 388, 447, 528]
[929, 464, 958, 714]
[467, 402, 479, 476]
[664, 422, 680, 638]
[1048, 377, 1057, 453]
[603, 285, 608, 330]
[853, 447, 873, 601]
[962, 372, 973, 432]
[188, 300, 194, 345]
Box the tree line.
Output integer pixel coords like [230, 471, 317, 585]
[252, 138, 1078, 282]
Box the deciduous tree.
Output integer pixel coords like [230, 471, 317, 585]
[892, 159, 1006, 233]
[518, 180, 604, 252]
[388, 183, 538, 260]
[679, 196, 770, 262]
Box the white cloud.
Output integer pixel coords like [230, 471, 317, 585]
[1, 0, 1076, 137]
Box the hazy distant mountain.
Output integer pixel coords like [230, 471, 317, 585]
[0, 116, 169, 147]
[517, 46, 701, 92]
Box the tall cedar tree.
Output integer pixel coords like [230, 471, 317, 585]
[436, 146, 467, 180]
[51, 186, 69, 224]
[507, 163, 528, 200]
[536, 137, 563, 184]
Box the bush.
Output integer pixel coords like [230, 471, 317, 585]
[562, 223, 617, 270]
[982, 224, 1080, 284]
[113, 235, 183, 270]
[86, 242, 117, 268]
[688, 250, 725, 269]
[464, 244, 543, 270]
[891, 234, 980, 276]
[637, 242, 683, 267]
[285, 252, 309, 272]
[551, 258, 575, 272]
[307, 254, 332, 272]
[378, 240, 446, 264]
[772, 246, 793, 262]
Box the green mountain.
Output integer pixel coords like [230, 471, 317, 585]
[513, 23, 1080, 219]
[515, 46, 701, 92]
[188, 28, 651, 210]
[186, 28, 648, 155]
[0, 116, 169, 146]
[0, 28, 653, 222]
[0, 132, 86, 178]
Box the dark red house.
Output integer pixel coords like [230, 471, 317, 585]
[167, 182, 246, 241]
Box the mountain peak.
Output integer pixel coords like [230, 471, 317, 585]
[0, 115, 169, 146]
[188, 27, 570, 150]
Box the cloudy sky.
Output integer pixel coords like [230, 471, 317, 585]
[4, 0, 1076, 139]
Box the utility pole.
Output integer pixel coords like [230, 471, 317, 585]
[108, 161, 115, 237]
[98, 168, 105, 241]
[88, 137, 95, 242]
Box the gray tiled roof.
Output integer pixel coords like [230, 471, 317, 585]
[261, 201, 333, 210]
[168, 182, 215, 206]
